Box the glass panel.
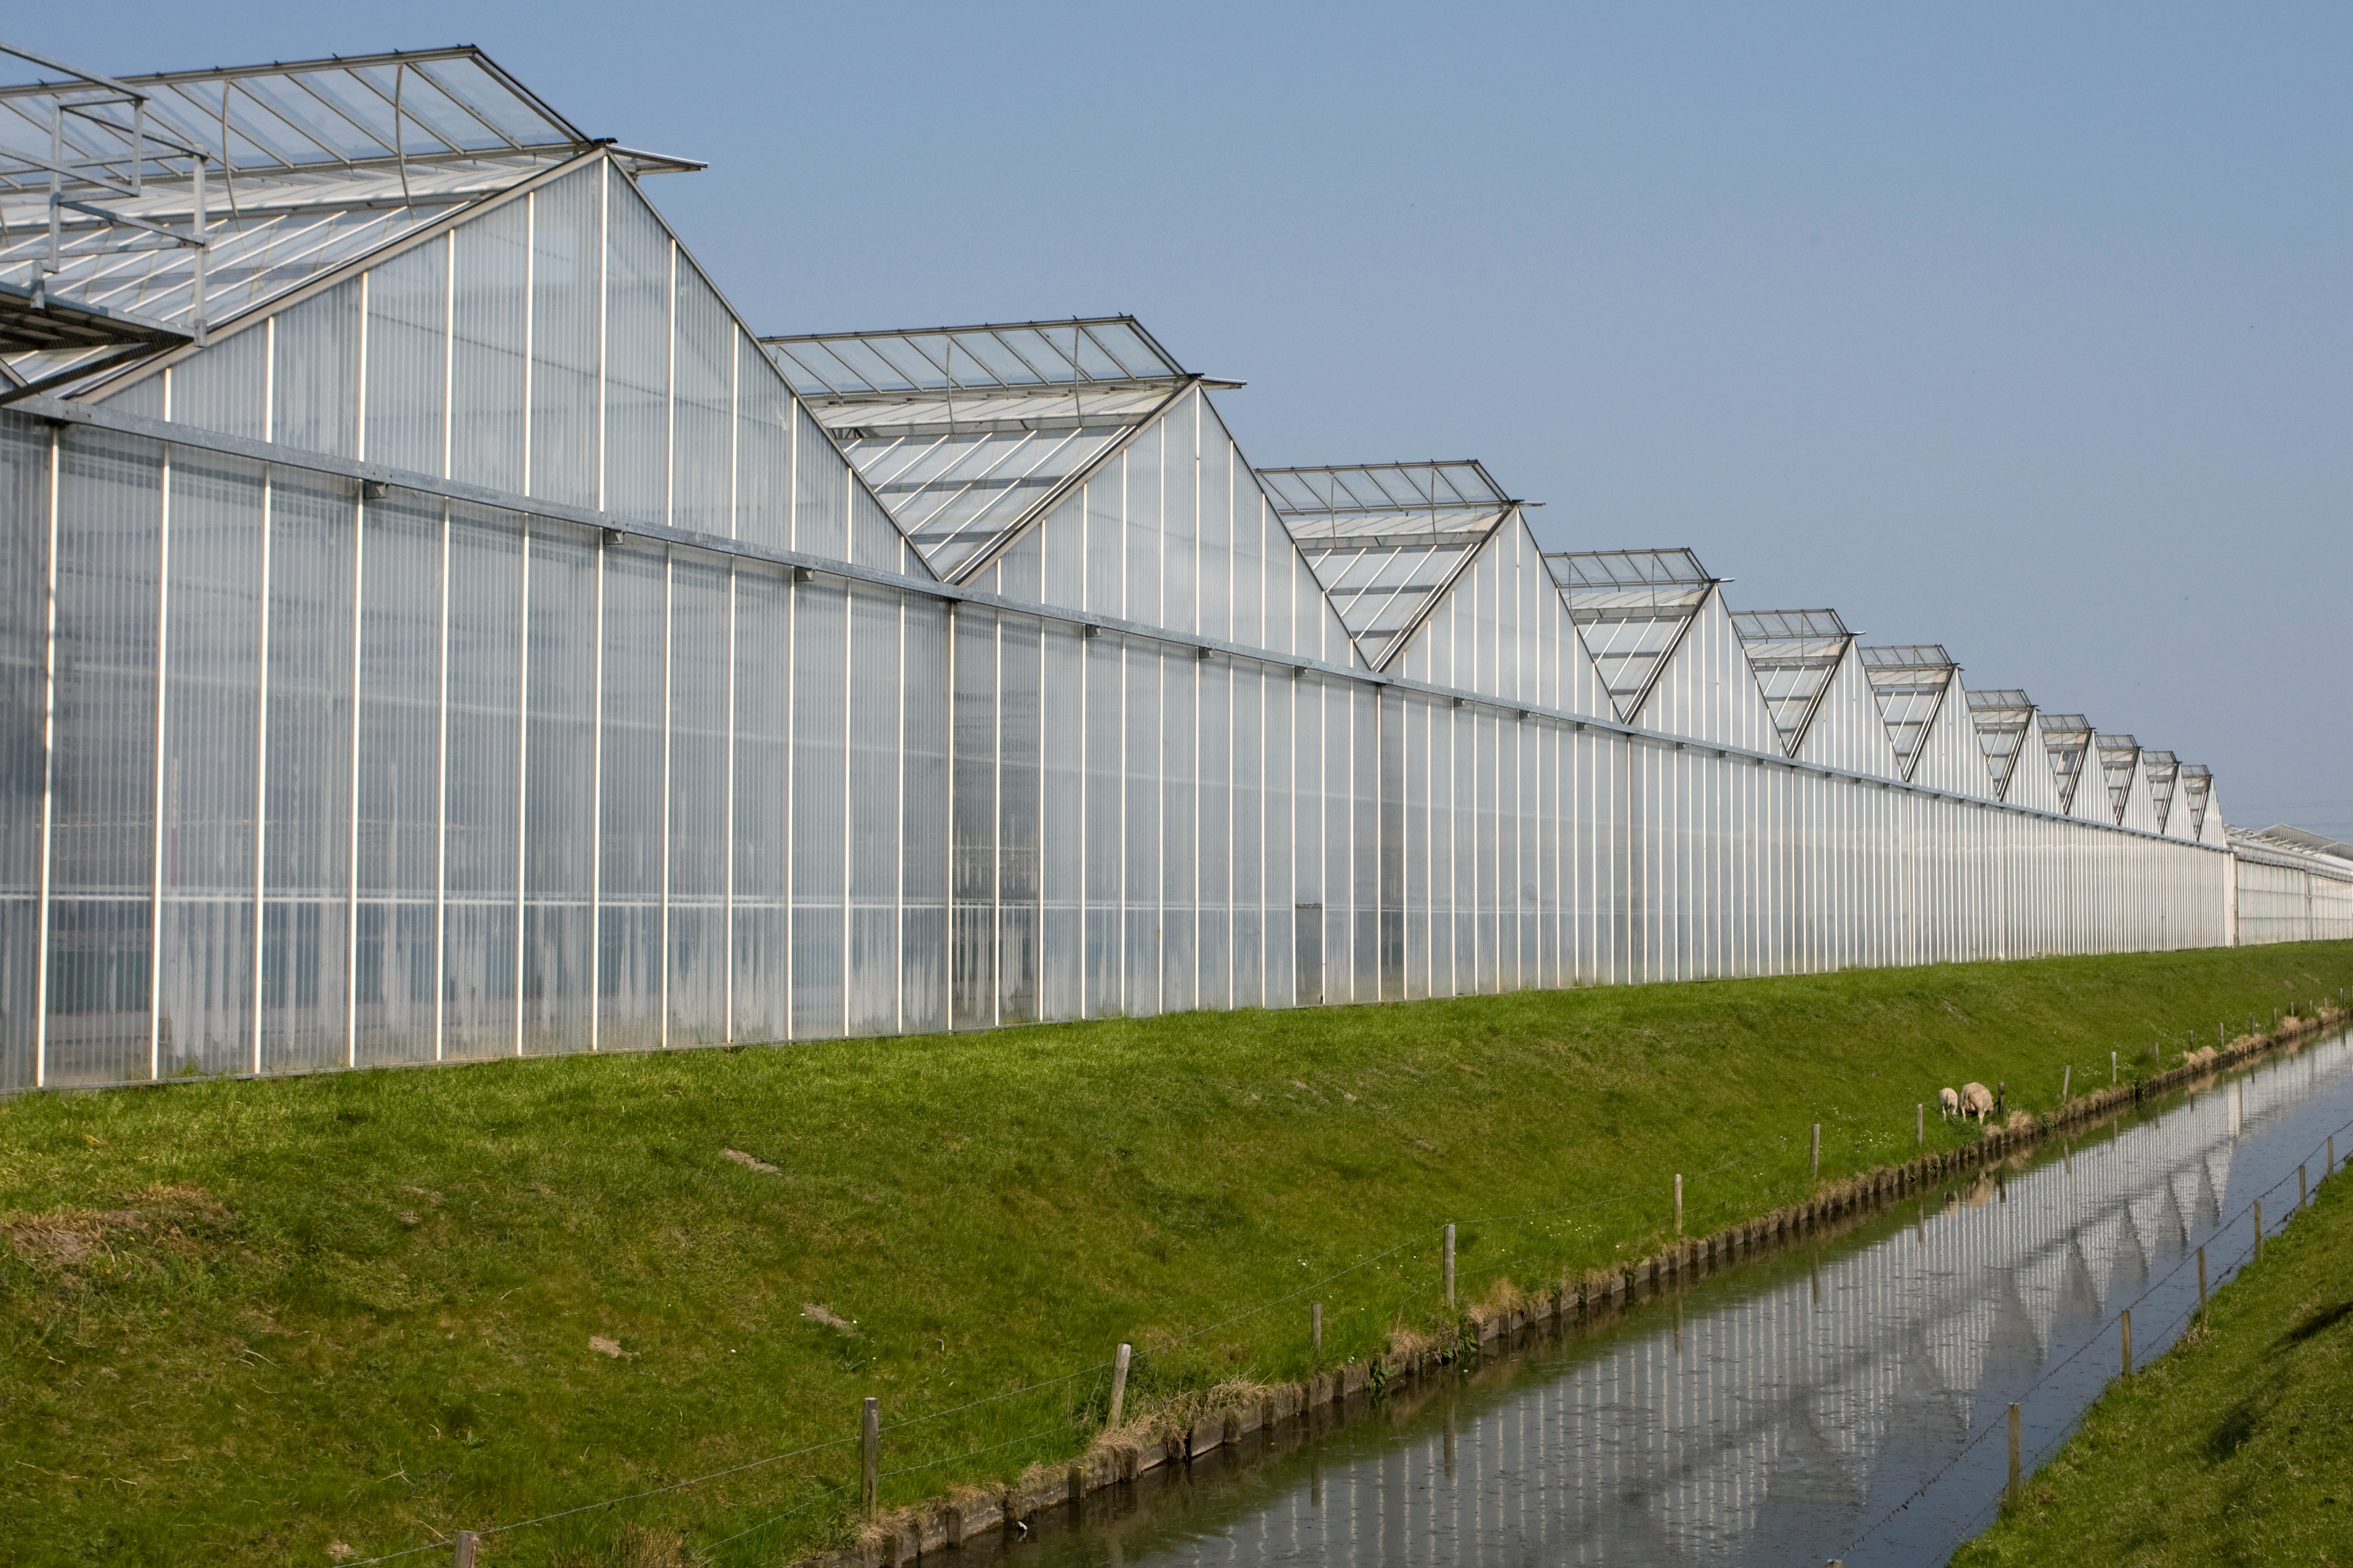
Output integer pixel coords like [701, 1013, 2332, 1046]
[155, 450, 263, 1077]
[352, 498, 441, 1067]
[440, 504, 521, 1060]
[523, 520, 597, 1053]
[667, 555, 728, 1043]
[259, 473, 356, 1072]
[45, 432, 161, 1086]
[363, 238, 449, 475]
[597, 540, 665, 1049]
[0, 421, 48, 1090]
[450, 199, 528, 492]
[529, 168, 601, 509]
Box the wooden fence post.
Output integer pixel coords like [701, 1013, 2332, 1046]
[1443, 1224, 1456, 1307]
[1916, 1104, 1924, 1149]
[1674, 1174, 1683, 1235]
[2299, 1165, 2308, 1209]
[861, 1396, 879, 1517]
[1811, 1123, 1821, 1181]
[2006, 1403, 2021, 1506]
[453, 1531, 479, 1568]
[1108, 1342, 1131, 1428]
[2197, 1245, 2207, 1320]
[2110, 1050, 2117, 1084]
[1311, 1303, 1323, 1353]
[2121, 1308, 2132, 1377]
[2062, 1064, 2072, 1102]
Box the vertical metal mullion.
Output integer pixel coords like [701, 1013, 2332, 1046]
[780, 415, 795, 1041]
[724, 567, 737, 1043]
[432, 500, 451, 1060]
[783, 554, 795, 1041]
[595, 157, 608, 513]
[989, 616, 1001, 1028]
[839, 581, 853, 1041]
[348, 279, 368, 1067]
[724, 324, 738, 1041]
[587, 155, 610, 1051]
[147, 420, 172, 1081]
[589, 532, 606, 1051]
[521, 193, 534, 498]
[932, 601, 941, 1029]
[663, 239, 677, 526]
[659, 549, 673, 1047]
[892, 598, 905, 1038]
[32, 427, 60, 1088]
[252, 465, 273, 1078]
[346, 487, 365, 1068]
[513, 527, 530, 1057]
[441, 230, 455, 481]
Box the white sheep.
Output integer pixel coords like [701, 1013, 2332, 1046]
[1938, 1086, 1960, 1121]
[1959, 1081, 1995, 1123]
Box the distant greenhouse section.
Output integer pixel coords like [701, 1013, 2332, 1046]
[0, 44, 2344, 1091]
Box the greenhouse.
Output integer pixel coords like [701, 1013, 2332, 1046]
[0, 43, 2344, 1092]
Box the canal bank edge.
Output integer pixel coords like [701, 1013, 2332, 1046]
[1950, 1075, 2353, 1565]
[802, 1001, 2350, 1568]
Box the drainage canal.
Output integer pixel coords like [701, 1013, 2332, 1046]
[995, 1031, 2353, 1567]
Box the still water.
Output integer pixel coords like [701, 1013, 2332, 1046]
[1004, 1032, 2353, 1567]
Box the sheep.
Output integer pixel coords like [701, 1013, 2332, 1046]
[1959, 1082, 1995, 1123]
[1937, 1087, 1960, 1121]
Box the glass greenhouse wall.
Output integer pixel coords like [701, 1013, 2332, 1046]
[0, 48, 2337, 1093]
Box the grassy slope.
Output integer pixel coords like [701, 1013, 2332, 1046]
[1953, 1137, 2353, 1567]
[1, 942, 2347, 1567]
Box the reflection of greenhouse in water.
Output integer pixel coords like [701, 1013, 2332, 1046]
[3, 44, 2350, 1091]
[1164, 1045, 2346, 1567]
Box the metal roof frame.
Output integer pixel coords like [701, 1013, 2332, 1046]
[1962, 687, 2036, 802]
[764, 316, 1223, 582]
[0, 43, 696, 390]
[1731, 607, 1854, 757]
[1266, 459, 1516, 669]
[2178, 763, 2214, 841]
[2038, 713, 2094, 815]
[2093, 732, 2141, 825]
[1858, 643, 1958, 783]
[1543, 548, 1716, 722]
[2140, 748, 2179, 834]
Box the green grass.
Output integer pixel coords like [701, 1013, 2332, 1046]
[2, 943, 2348, 1568]
[1953, 1119, 2353, 1567]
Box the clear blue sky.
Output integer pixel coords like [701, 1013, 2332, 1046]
[22, 3, 2351, 835]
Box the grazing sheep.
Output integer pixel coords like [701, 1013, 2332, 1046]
[1959, 1082, 1995, 1122]
[1938, 1087, 1960, 1121]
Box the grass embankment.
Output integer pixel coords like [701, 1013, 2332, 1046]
[1, 943, 2348, 1567]
[1954, 1133, 2353, 1567]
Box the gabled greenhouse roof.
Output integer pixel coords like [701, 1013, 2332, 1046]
[1266, 460, 1513, 669]
[2179, 763, 2215, 839]
[764, 317, 1200, 580]
[0, 45, 695, 393]
[2039, 712, 2093, 813]
[1858, 643, 1958, 781]
[0, 47, 592, 190]
[1963, 687, 2036, 799]
[2238, 823, 2353, 864]
[1729, 607, 1852, 755]
[764, 317, 1192, 400]
[2094, 733, 2141, 820]
[2142, 748, 2180, 830]
[1543, 548, 1714, 721]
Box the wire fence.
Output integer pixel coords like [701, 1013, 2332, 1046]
[338, 1009, 2347, 1566]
